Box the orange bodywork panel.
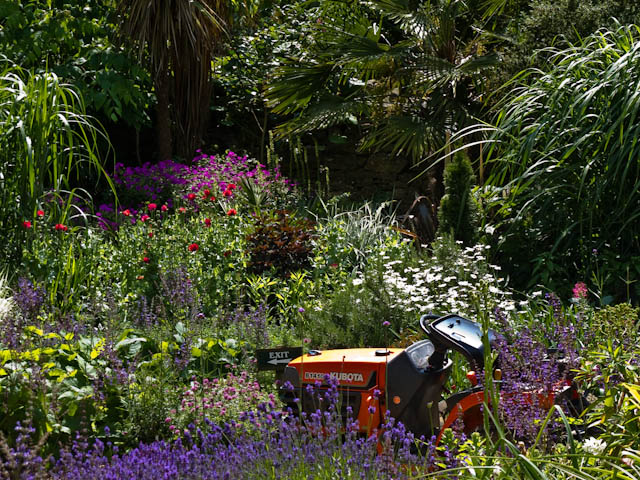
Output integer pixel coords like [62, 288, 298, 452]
[287, 348, 401, 433]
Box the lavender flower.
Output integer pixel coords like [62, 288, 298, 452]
[43, 379, 460, 479]
[14, 277, 45, 321]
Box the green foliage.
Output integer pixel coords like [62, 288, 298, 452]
[0, 318, 247, 450]
[438, 151, 480, 245]
[576, 339, 640, 457]
[246, 210, 315, 277]
[592, 303, 639, 345]
[266, 0, 497, 164]
[305, 268, 405, 348]
[98, 210, 248, 315]
[499, 0, 640, 77]
[0, 0, 151, 127]
[480, 24, 640, 299]
[0, 328, 130, 447]
[0, 64, 113, 267]
[19, 203, 103, 315]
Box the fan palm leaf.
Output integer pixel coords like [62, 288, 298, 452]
[266, 0, 496, 166]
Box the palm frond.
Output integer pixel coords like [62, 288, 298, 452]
[360, 114, 448, 162]
[266, 63, 336, 115]
[274, 95, 370, 137]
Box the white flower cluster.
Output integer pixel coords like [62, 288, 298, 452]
[352, 239, 516, 318]
[582, 437, 606, 456]
[0, 275, 14, 321]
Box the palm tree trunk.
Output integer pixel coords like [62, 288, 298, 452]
[155, 68, 172, 162]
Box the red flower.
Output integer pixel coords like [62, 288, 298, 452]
[122, 209, 131, 217]
[161, 205, 168, 212]
[142, 256, 150, 263]
[140, 214, 150, 222]
[222, 189, 232, 198]
[36, 209, 45, 217]
[148, 232, 154, 238]
[228, 183, 236, 190]
[22, 220, 32, 229]
[54, 223, 68, 232]
[148, 203, 157, 211]
[188, 243, 199, 252]
[226, 208, 237, 216]
[203, 189, 211, 197]
[209, 196, 216, 202]
[187, 193, 196, 201]
[223, 250, 231, 257]
[204, 218, 211, 227]
[179, 207, 186, 213]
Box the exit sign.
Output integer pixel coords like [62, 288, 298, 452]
[256, 347, 303, 371]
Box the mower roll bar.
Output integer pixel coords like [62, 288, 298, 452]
[419, 313, 492, 369]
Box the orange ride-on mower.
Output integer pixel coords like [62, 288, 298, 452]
[280, 313, 581, 444]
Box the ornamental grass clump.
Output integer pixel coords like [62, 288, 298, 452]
[476, 24, 640, 298]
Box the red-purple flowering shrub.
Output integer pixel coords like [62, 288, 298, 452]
[113, 160, 186, 210]
[100, 152, 296, 230]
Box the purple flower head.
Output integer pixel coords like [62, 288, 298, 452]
[14, 277, 45, 320]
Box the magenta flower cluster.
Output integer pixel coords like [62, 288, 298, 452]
[98, 151, 294, 229]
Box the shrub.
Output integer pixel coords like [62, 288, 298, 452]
[591, 303, 639, 345]
[438, 151, 480, 245]
[246, 210, 315, 277]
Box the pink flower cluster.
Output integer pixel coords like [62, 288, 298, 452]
[165, 371, 272, 435]
[572, 281, 588, 300]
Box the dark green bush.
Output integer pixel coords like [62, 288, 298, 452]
[437, 151, 479, 245]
